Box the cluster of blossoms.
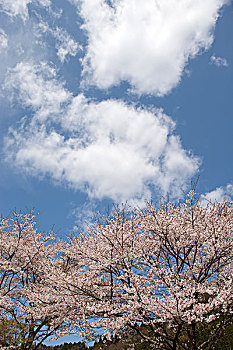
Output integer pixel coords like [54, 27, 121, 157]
[1, 192, 233, 350]
[0, 212, 65, 349]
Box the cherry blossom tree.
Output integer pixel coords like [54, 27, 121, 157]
[63, 192, 233, 350]
[0, 211, 68, 350]
[1, 193, 233, 349]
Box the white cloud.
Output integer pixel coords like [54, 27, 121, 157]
[71, 201, 98, 231]
[200, 184, 233, 206]
[0, 29, 8, 51]
[0, 0, 51, 20]
[210, 55, 229, 67]
[74, 0, 227, 96]
[4, 62, 199, 203]
[38, 21, 81, 63]
[4, 61, 71, 121]
[0, 8, 54, 88]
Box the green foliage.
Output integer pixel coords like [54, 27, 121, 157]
[216, 323, 233, 349]
[0, 315, 29, 348]
[3, 317, 232, 349]
[195, 319, 233, 350]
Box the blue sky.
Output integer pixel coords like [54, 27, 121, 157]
[0, 0, 233, 344]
